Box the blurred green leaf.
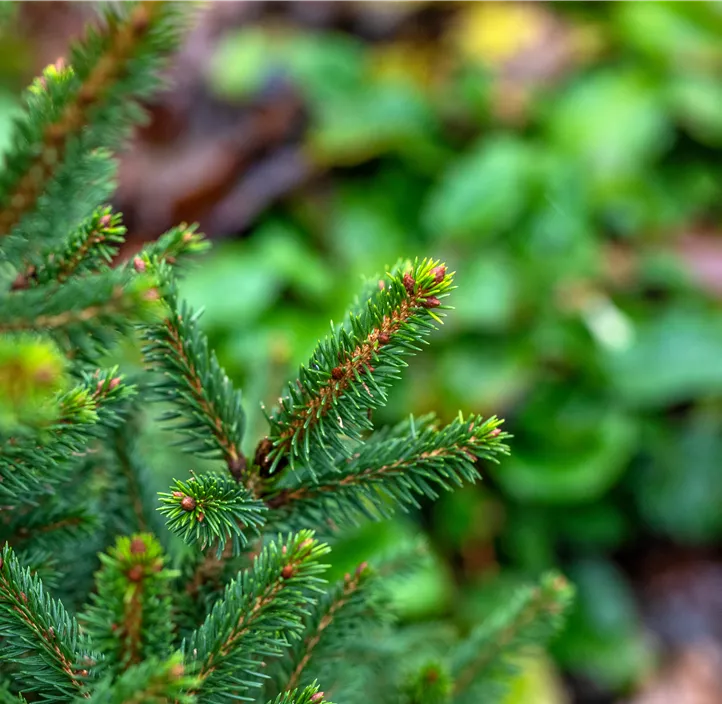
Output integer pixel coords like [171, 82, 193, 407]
[634, 413, 722, 543]
[553, 560, 654, 689]
[547, 70, 672, 184]
[423, 136, 533, 242]
[495, 408, 637, 504]
[606, 308, 722, 407]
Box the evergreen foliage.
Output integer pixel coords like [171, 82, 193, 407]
[0, 3, 572, 702]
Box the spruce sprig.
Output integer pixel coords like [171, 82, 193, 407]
[182, 532, 329, 703]
[451, 573, 574, 703]
[80, 534, 176, 679]
[0, 370, 133, 500]
[141, 265, 248, 480]
[264, 259, 454, 473]
[266, 414, 508, 526]
[0, 2, 188, 255]
[159, 473, 266, 556]
[0, 545, 96, 700]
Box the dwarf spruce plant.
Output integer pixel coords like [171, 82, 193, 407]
[0, 4, 572, 703]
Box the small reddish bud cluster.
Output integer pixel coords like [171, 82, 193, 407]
[98, 214, 113, 229]
[420, 296, 441, 308]
[281, 565, 294, 579]
[228, 454, 247, 483]
[378, 332, 390, 345]
[133, 256, 146, 273]
[130, 538, 146, 554]
[130, 4, 151, 34]
[180, 495, 197, 512]
[431, 265, 446, 283]
[143, 288, 161, 302]
[490, 428, 501, 437]
[311, 693, 325, 703]
[403, 272, 415, 295]
[127, 565, 144, 582]
[254, 437, 281, 478]
[96, 377, 121, 395]
[331, 366, 344, 380]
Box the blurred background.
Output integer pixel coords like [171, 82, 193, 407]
[5, 2, 722, 702]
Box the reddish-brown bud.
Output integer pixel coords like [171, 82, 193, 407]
[378, 332, 390, 345]
[130, 5, 151, 34]
[10, 273, 28, 291]
[170, 663, 185, 678]
[311, 694, 324, 703]
[228, 454, 247, 482]
[331, 366, 344, 380]
[490, 428, 501, 437]
[108, 377, 121, 391]
[78, 85, 96, 106]
[180, 495, 196, 512]
[143, 287, 161, 301]
[130, 538, 146, 554]
[197, 512, 205, 523]
[420, 296, 441, 308]
[127, 565, 144, 582]
[34, 364, 55, 383]
[133, 256, 146, 273]
[281, 565, 294, 579]
[426, 667, 439, 683]
[403, 272, 415, 295]
[98, 214, 112, 229]
[355, 561, 369, 577]
[431, 265, 446, 283]
[378, 279, 386, 290]
[172, 491, 183, 498]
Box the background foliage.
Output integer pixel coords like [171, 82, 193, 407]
[5, 2, 722, 701]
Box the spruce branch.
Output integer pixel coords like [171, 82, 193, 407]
[0, 268, 162, 337]
[451, 572, 573, 702]
[0, 368, 133, 500]
[183, 531, 329, 703]
[108, 420, 154, 535]
[402, 662, 453, 704]
[78, 654, 197, 704]
[267, 684, 331, 704]
[1, 499, 97, 553]
[135, 223, 210, 272]
[0, 333, 69, 432]
[158, 473, 266, 556]
[263, 259, 454, 473]
[12, 207, 126, 290]
[142, 267, 248, 481]
[265, 414, 508, 525]
[0, 545, 95, 700]
[81, 534, 176, 679]
[0, 1, 187, 241]
[281, 563, 377, 694]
